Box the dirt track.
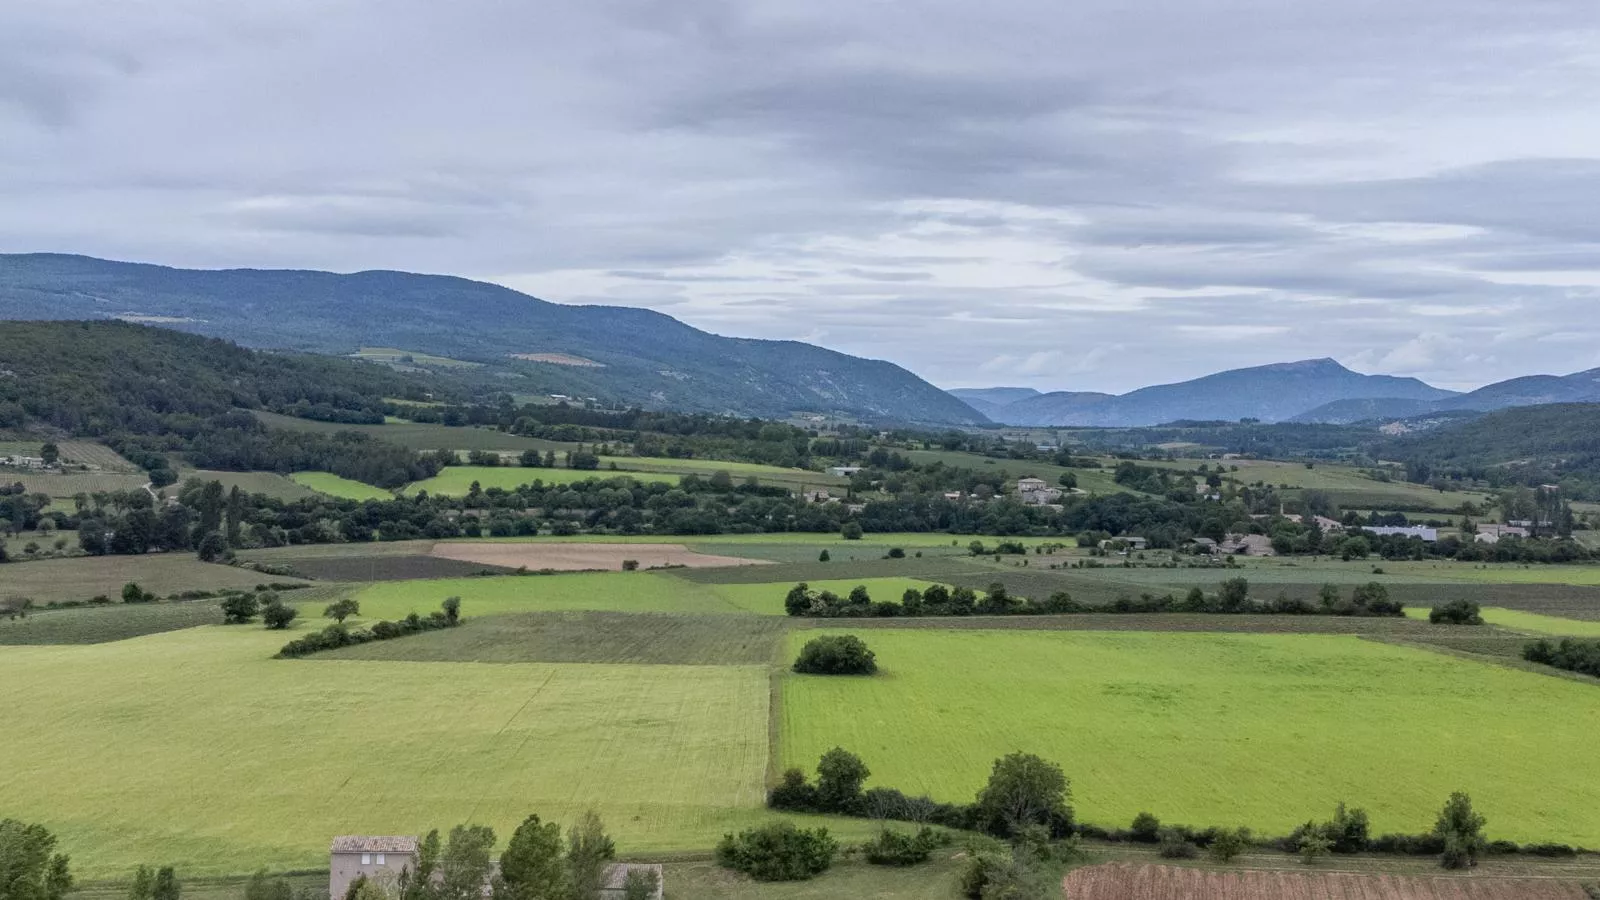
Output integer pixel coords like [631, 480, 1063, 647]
[1061, 863, 1592, 900]
[429, 542, 770, 571]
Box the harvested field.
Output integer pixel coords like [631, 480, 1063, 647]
[430, 541, 771, 571]
[320, 611, 790, 665]
[1060, 863, 1591, 900]
[266, 554, 515, 582]
[0, 554, 308, 606]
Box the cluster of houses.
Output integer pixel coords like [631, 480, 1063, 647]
[0, 454, 49, 469]
[330, 836, 663, 900]
[1015, 476, 1064, 507]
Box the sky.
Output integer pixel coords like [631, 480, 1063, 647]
[4, 1, 1600, 393]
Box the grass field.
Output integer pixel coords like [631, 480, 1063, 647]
[322, 611, 790, 665]
[352, 346, 483, 368]
[405, 466, 677, 495]
[1399, 607, 1600, 637]
[347, 572, 749, 618]
[0, 624, 771, 877]
[254, 411, 576, 453]
[0, 554, 308, 606]
[176, 469, 319, 502]
[290, 471, 393, 501]
[781, 629, 1600, 844]
[902, 449, 1127, 495]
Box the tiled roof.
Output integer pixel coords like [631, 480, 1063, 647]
[331, 836, 419, 854]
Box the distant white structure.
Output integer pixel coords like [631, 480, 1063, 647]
[1475, 524, 1529, 544]
[1099, 536, 1148, 552]
[1364, 525, 1438, 541]
[827, 466, 863, 477]
[1015, 477, 1048, 493]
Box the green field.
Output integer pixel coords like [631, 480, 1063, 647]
[254, 411, 575, 453]
[0, 624, 771, 877]
[290, 471, 393, 501]
[405, 466, 677, 495]
[1398, 607, 1600, 637]
[781, 629, 1600, 844]
[352, 346, 483, 368]
[902, 449, 1126, 495]
[0, 554, 308, 606]
[348, 572, 748, 618]
[1, 470, 148, 497]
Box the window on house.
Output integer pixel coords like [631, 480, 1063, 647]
[361, 854, 371, 865]
[376, 854, 386, 865]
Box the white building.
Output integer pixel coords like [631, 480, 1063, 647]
[1474, 524, 1529, 544]
[1364, 525, 1438, 541]
[826, 466, 863, 477]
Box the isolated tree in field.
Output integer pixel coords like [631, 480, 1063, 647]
[1433, 792, 1487, 869]
[438, 825, 497, 900]
[261, 596, 298, 630]
[495, 814, 566, 900]
[815, 748, 870, 814]
[122, 582, 153, 604]
[220, 593, 259, 624]
[151, 867, 180, 900]
[565, 810, 616, 899]
[1430, 600, 1483, 625]
[1129, 812, 1161, 843]
[39, 443, 59, 466]
[0, 821, 73, 900]
[841, 521, 863, 540]
[793, 635, 877, 675]
[324, 599, 360, 623]
[974, 753, 1072, 837]
[1216, 577, 1250, 612]
[817, 549, 829, 562]
[442, 596, 461, 624]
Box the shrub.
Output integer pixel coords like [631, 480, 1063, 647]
[1129, 812, 1161, 843]
[121, 582, 155, 604]
[818, 550, 830, 562]
[886, 547, 906, 559]
[1430, 599, 1484, 625]
[841, 522, 864, 540]
[793, 635, 877, 675]
[960, 851, 1009, 899]
[1158, 828, 1198, 859]
[767, 768, 819, 812]
[715, 823, 836, 881]
[220, 593, 260, 624]
[1206, 827, 1250, 862]
[816, 747, 870, 814]
[862, 827, 943, 866]
[261, 596, 298, 630]
[1434, 791, 1487, 869]
[620, 559, 639, 571]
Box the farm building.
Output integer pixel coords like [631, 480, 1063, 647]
[1220, 533, 1275, 556]
[1365, 525, 1439, 541]
[826, 465, 863, 477]
[1014, 476, 1048, 493]
[329, 836, 418, 899]
[1099, 536, 1148, 551]
[1475, 523, 1529, 544]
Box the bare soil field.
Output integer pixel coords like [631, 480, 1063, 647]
[1061, 863, 1592, 900]
[429, 541, 772, 571]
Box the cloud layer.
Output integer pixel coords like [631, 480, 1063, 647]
[4, 0, 1600, 391]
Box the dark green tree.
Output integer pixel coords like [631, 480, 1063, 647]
[262, 596, 298, 630]
[1434, 792, 1487, 869]
[495, 815, 566, 900]
[0, 821, 74, 900]
[324, 599, 361, 623]
[565, 810, 615, 900]
[220, 593, 259, 624]
[152, 867, 180, 900]
[974, 753, 1072, 837]
[439, 825, 497, 900]
[815, 748, 870, 814]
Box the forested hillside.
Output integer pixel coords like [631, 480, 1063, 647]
[1384, 403, 1600, 497]
[0, 254, 985, 425]
[0, 321, 446, 486]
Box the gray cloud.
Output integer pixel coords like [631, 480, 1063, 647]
[4, 0, 1600, 391]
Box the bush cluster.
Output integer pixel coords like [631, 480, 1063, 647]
[792, 635, 877, 675]
[277, 598, 461, 658]
[715, 823, 836, 881]
[861, 827, 946, 866]
[1429, 599, 1484, 625]
[1524, 638, 1600, 677]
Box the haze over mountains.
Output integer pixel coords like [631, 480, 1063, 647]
[0, 254, 984, 426]
[954, 359, 1600, 427]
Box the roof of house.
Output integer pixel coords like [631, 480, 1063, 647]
[331, 836, 420, 854]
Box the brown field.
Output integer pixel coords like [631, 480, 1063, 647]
[429, 541, 771, 571]
[1061, 863, 1592, 900]
[509, 352, 605, 367]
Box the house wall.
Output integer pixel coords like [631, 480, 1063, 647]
[329, 852, 416, 900]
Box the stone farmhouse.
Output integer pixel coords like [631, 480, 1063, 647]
[329, 836, 663, 900]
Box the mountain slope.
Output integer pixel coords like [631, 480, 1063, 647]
[1292, 368, 1600, 423]
[984, 359, 1456, 426]
[0, 253, 986, 425]
[947, 387, 1044, 420]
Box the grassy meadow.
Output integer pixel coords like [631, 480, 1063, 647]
[0, 554, 307, 606]
[175, 469, 318, 501]
[780, 628, 1600, 845]
[405, 466, 677, 495]
[0, 624, 772, 878]
[1398, 606, 1600, 637]
[290, 471, 393, 500]
[347, 572, 749, 618]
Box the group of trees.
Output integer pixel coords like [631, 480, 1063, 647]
[1524, 637, 1600, 678]
[782, 579, 1404, 620]
[0, 818, 73, 900]
[128, 865, 182, 900]
[220, 591, 298, 629]
[277, 598, 461, 658]
[1429, 599, 1484, 625]
[792, 635, 877, 675]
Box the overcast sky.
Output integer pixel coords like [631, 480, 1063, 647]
[4, 1, 1600, 392]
